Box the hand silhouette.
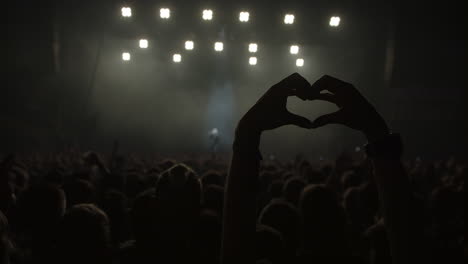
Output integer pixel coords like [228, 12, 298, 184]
[310, 75, 389, 141]
[238, 73, 318, 132]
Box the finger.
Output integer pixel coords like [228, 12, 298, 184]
[311, 75, 350, 94]
[311, 110, 344, 128]
[275, 73, 311, 97]
[285, 112, 314, 129]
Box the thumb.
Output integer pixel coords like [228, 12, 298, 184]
[285, 112, 313, 129]
[311, 110, 344, 128]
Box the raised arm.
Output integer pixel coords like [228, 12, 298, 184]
[310, 75, 413, 264]
[221, 73, 314, 264]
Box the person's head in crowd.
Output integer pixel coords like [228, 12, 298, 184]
[192, 209, 222, 264]
[203, 184, 224, 216]
[256, 224, 285, 264]
[58, 204, 111, 264]
[63, 178, 95, 208]
[282, 177, 306, 206]
[16, 184, 66, 237]
[201, 170, 224, 187]
[155, 163, 201, 242]
[299, 184, 347, 255]
[259, 200, 299, 257]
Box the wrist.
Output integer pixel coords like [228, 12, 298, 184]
[364, 119, 390, 142]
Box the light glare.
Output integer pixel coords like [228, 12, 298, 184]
[122, 52, 131, 61]
[248, 43, 258, 53]
[239, 11, 250, 22]
[202, 9, 213, 20]
[139, 39, 148, 49]
[185, 40, 194, 50]
[284, 14, 295, 24]
[330, 16, 341, 27]
[290, 45, 299, 54]
[214, 42, 223, 52]
[160, 8, 170, 19]
[249, 57, 257, 65]
[296, 58, 304, 67]
[173, 54, 181, 63]
[121, 7, 132, 17]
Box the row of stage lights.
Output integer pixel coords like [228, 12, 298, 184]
[120, 7, 341, 27]
[119, 6, 338, 67]
[121, 41, 305, 67]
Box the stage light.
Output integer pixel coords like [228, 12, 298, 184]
[160, 8, 170, 19]
[173, 54, 181, 63]
[249, 57, 257, 65]
[121, 7, 132, 17]
[139, 39, 148, 49]
[290, 45, 299, 54]
[202, 9, 213, 20]
[296, 58, 304, 67]
[239, 11, 250, 22]
[330, 16, 341, 27]
[248, 43, 258, 53]
[122, 52, 131, 61]
[185, 40, 194, 50]
[214, 42, 223, 52]
[284, 14, 295, 24]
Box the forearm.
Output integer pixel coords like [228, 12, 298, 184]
[221, 128, 261, 264]
[371, 156, 412, 264]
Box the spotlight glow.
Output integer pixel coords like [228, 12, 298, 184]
[214, 42, 223, 52]
[290, 45, 299, 54]
[173, 54, 182, 63]
[239, 11, 250, 22]
[160, 8, 170, 19]
[121, 7, 132, 17]
[249, 57, 257, 65]
[284, 14, 295, 24]
[185, 40, 194, 50]
[330, 16, 341, 27]
[248, 43, 258, 53]
[202, 9, 213, 20]
[139, 39, 148, 49]
[122, 52, 131, 61]
[296, 58, 304, 67]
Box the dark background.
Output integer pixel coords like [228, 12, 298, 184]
[4, 0, 467, 159]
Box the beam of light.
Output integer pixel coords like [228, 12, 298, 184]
[284, 14, 295, 24]
[248, 43, 258, 53]
[139, 39, 148, 49]
[121, 7, 132, 17]
[202, 9, 213, 20]
[173, 53, 182, 63]
[330, 16, 341, 27]
[290, 45, 299, 54]
[160, 8, 171, 19]
[249, 57, 257, 65]
[185, 40, 194, 50]
[239, 11, 250, 22]
[122, 52, 131, 61]
[214, 42, 223, 52]
[296, 58, 304, 67]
